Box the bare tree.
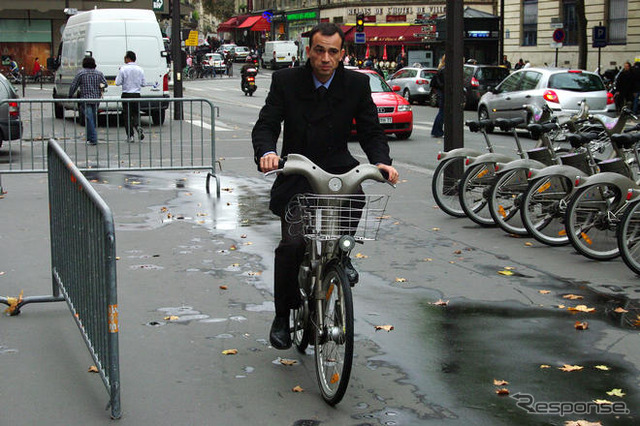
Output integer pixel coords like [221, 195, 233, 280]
[202, 0, 235, 21]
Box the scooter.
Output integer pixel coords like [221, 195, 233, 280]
[241, 67, 258, 96]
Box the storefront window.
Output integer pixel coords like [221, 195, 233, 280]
[562, 0, 577, 46]
[608, 0, 627, 44]
[522, 0, 537, 47]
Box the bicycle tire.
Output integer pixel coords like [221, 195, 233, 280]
[315, 264, 353, 406]
[431, 157, 466, 217]
[521, 175, 572, 246]
[459, 162, 497, 226]
[488, 168, 529, 235]
[291, 288, 310, 353]
[618, 199, 640, 275]
[565, 183, 622, 260]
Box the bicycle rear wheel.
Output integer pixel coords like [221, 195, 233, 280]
[489, 168, 529, 235]
[521, 175, 572, 246]
[565, 183, 622, 260]
[618, 199, 640, 275]
[459, 162, 497, 226]
[315, 264, 353, 406]
[432, 157, 466, 217]
[291, 288, 310, 353]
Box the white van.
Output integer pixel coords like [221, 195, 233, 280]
[261, 40, 298, 70]
[53, 9, 170, 124]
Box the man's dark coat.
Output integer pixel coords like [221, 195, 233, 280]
[252, 61, 392, 216]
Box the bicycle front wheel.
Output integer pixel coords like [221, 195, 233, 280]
[291, 288, 310, 353]
[618, 199, 640, 275]
[521, 175, 572, 246]
[432, 157, 466, 217]
[459, 162, 497, 226]
[489, 168, 529, 235]
[315, 264, 353, 406]
[565, 183, 622, 260]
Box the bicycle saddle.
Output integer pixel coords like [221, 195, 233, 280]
[465, 119, 493, 133]
[527, 122, 558, 140]
[495, 117, 525, 132]
[611, 133, 640, 150]
[566, 132, 600, 149]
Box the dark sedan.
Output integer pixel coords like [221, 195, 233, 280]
[0, 72, 22, 147]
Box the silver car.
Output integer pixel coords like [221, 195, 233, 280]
[231, 46, 250, 62]
[477, 67, 616, 129]
[387, 67, 438, 105]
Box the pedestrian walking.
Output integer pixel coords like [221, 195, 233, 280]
[225, 52, 233, 77]
[632, 61, 640, 114]
[69, 56, 107, 145]
[252, 22, 398, 349]
[430, 54, 445, 138]
[115, 50, 148, 143]
[503, 55, 511, 70]
[32, 57, 42, 81]
[615, 61, 634, 112]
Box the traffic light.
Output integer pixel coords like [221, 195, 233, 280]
[356, 14, 365, 32]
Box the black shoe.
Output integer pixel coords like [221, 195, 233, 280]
[344, 257, 359, 286]
[269, 316, 291, 350]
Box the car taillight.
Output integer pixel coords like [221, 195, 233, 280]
[568, 70, 582, 73]
[543, 90, 559, 103]
[416, 79, 427, 85]
[607, 92, 615, 105]
[8, 101, 18, 117]
[163, 73, 169, 92]
[470, 77, 479, 87]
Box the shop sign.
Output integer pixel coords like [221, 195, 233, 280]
[287, 11, 317, 21]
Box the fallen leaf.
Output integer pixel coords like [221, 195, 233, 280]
[433, 205, 440, 209]
[524, 242, 533, 247]
[493, 379, 509, 386]
[280, 359, 298, 366]
[88, 365, 99, 373]
[230, 245, 237, 251]
[574, 321, 589, 330]
[423, 258, 433, 262]
[248, 271, 262, 276]
[557, 304, 566, 309]
[240, 234, 247, 238]
[222, 187, 233, 192]
[222, 349, 238, 355]
[161, 207, 168, 212]
[395, 277, 407, 282]
[374, 325, 394, 332]
[449, 261, 455, 264]
[606, 388, 625, 397]
[355, 253, 368, 259]
[453, 250, 462, 255]
[563, 294, 584, 300]
[4, 290, 24, 315]
[594, 365, 610, 371]
[559, 364, 583, 372]
[432, 227, 440, 231]
[292, 385, 304, 392]
[498, 270, 514, 276]
[196, 212, 208, 217]
[164, 315, 180, 321]
[0, 271, 5, 275]
[231, 263, 240, 267]
[376, 215, 391, 220]
[115, 257, 120, 260]
[495, 388, 510, 396]
[243, 242, 253, 245]
[539, 364, 551, 369]
[219, 285, 228, 290]
[503, 266, 515, 270]
[330, 373, 340, 383]
[593, 399, 613, 405]
[613, 307, 628, 313]
[539, 290, 551, 294]
[567, 305, 596, 313]
[432, 299, 449, 306]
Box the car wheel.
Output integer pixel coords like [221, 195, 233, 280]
[402, 89, 412, 103]
[478, 106, 494, 133]
[54, 102, 64, 119]
[151, 109, 166, 125]
[396, 131, 412, 140]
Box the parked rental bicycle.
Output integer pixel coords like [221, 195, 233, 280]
[266, 154, 393, 405]
[617, 184, 640, 274]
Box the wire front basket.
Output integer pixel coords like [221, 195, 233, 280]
[286, 194, 390, 241]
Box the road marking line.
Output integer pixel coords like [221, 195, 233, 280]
[185, 119, 232, 132]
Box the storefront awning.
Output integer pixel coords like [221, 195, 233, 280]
[217, 17, 239, 32]
[344, 25, 427, 46]
[239, 15, 271, 32]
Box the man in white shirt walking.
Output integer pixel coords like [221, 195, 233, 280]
[116, 51, 147, 143]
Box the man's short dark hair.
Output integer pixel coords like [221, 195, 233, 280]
[125, 51, 136, 62]
[82, 56, 97, 69]
[308, 23, 344, 49]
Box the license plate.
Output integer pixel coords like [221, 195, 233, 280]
[107, 80, 116, 86]
[277, 56, 285, 61]
[379, 117, 392, 124]
[249, 82, 255, 86]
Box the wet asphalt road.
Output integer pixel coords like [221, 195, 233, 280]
[0, 74, 639, 425]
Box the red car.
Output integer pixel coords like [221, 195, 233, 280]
[352, 69, 413, 140]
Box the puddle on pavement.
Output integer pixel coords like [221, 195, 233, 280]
[0, 345, 18, 355]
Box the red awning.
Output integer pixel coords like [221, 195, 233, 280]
[217, 17, 239, 32]
[344, 25, 425, 45]
[250, 16, 271, 32]
[237, 16, 261, 29]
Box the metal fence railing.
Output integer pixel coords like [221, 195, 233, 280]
[0, 97, 220, 197]
[0, 139, 121, 419]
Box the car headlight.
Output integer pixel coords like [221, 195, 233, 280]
[397, 105, 412, 112]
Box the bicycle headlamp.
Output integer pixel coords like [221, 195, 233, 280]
[339, 235, 355, 252]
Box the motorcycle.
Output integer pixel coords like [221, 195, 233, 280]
[245, 54, 259, 67]
[241, 66, 258, 96]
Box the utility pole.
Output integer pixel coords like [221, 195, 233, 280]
[444, 0, 464, 152]
[171, 0, 183, 120]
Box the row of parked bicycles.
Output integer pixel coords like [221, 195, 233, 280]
[431, 102, 640, 275]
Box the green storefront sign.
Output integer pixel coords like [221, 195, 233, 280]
[287, 11, 317, 21]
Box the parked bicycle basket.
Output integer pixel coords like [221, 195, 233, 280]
[286, 194, 390, 241]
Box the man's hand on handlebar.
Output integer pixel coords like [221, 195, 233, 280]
[260, 153, 280, 173]
[377, 164, 399, 185]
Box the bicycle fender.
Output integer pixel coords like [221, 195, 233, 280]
[574, 172, 638, 194]
[466, 152, 516, 166]
[528, 164, 587, 182]
[496, 159, 547, 175]
[437, 148, 484, 161]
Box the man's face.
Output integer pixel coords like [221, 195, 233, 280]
[305, 32, 344, 83]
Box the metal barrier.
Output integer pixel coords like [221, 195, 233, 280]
[0, 97, 220, 197]
[0, 139, 121, 419]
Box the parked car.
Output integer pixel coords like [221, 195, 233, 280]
[477, 67, 616, 131]
[386, 66, 438, 105]
[205, 53, 226, 74]
[353, 69, 413, 140]
[0, 72, 22, 147]
[217, 44, 237, 56]
[231, 46, 251, 62]
[463, 64, 511, 109]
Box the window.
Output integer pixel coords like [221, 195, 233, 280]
[608, 0, 627, 44]
[522, 0, 538, 46]
[498, 73, 523, 93]
[520, 71, 541, 91]
[548, 72, 605, 92]
[562, 0, 577, 46]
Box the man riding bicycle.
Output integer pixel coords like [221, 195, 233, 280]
[251, 22, 399, 350]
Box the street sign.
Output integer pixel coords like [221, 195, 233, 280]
[185, 30, 198, 46]
[550, 22, 564, 29]
[552, 28, 566, 43]
[152, 0, 164, 12]
[550, 42, 563, 48]
[354, 32, 366, 44]
[592, 26, 607, 48]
